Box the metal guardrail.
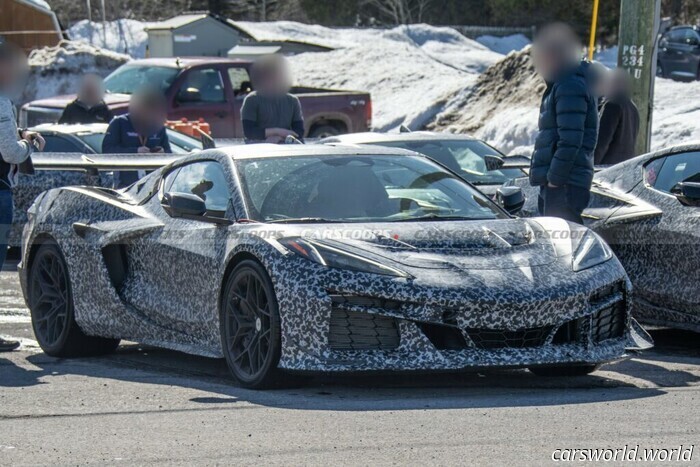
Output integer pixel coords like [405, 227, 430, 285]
[448, 25, 537, 39]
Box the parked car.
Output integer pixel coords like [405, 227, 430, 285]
[19, 144, 651, 388]
[657, 25, 700, 80]
[512, 143, 700, 332]
[321, 131, 529, 197]
[6, 123, 200, 248]
[20, 58, 372, 138]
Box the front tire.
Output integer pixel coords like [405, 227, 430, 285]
[220, 260, 285, 388]
[28, 242, 120, 357]
[528, 364, 600, 377]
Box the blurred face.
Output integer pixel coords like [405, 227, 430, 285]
[608, 69, 632, 98]
[130, 93, 167, 134]
[257, 59, 292, 95]
[0, 50, 28, 97]
[532, 23, 582, 82]
[79, 75, 104, 106]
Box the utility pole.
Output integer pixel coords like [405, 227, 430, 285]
[617, 0, 661, 155]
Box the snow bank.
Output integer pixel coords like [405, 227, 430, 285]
[594, 46, 618, 68]
[476, 34, 530, 55]
[21, 40, 129, 105]
[239, 21, 503, 130]
[68, 19, 150, 58]
[429, 46, 700, 155]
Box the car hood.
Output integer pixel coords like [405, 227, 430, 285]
[26, 93, 131, 109]
[265, 217, 580, 271]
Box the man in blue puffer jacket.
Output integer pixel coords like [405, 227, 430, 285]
[530, 23, 599, 224]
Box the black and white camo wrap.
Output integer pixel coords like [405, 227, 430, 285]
[515, 143, 700, 333]
[19, 146, 650, 372]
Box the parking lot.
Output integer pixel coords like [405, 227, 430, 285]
[2, 261, 699, 465]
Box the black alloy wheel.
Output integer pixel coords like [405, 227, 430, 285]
[221, 260, 284, 388]
[29, 242, 119, 357]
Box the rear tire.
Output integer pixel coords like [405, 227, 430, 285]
[220, 260, 291, 389]
[528, 364, 600, 377]
[308, 124, 341, 139]
[28, 242, 120, 357]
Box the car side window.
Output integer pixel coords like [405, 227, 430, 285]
[42, 135, 86, 153]
[667, 29, 687, 44]
[227, 67, 253, 97]
[163, 161, 230, 213]
[652, 152, 700, 193]
[178, 68, 225, 103]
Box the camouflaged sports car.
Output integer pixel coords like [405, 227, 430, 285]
[512, 143, 700, 333]
[20, 144, 651, 388]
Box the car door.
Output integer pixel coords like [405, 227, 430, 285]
[169, 66, 235, 138]
[120, 160, 235, 341]
[225, 65, 253, 138]
[622, 152, 700, 317]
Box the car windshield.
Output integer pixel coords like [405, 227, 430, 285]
[78, 130, 202, 154]
[235, 154, 506, 223]
[376, 139, 526, 185]
[104, 65, 179, 95]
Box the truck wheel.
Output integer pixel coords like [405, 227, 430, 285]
[309, 125, 341, 138]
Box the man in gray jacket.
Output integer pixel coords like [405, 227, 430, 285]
[0, 41, 44, 352]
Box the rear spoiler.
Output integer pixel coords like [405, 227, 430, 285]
[501, 154, 531, 170]
[30, 152, 183, 175]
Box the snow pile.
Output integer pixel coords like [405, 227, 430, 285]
[22, 40, 129, 104]
[476, 34, 530, 55]
[428, 47, 544, 154]
[238, 21, 503, 130]
[429, 45, 700, 155]
[68, 19, 151, 58]
[650, 78, 700, 149]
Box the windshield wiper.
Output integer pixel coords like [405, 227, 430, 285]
[267, 217, 344, 224]
[390, 214, 482, 222]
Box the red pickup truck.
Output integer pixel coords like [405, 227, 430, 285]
[20, 57, 372, 139]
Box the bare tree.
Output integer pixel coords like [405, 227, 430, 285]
[362, 0, 432, 24]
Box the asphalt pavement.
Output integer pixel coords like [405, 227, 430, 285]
[1, 262, 699, 466]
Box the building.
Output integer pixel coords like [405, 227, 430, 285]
[145, 13, 255, 58]
[227, 40, 333, 59]
[0, 0, 62, 52]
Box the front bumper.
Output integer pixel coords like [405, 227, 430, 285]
[273, 256, 652, 372]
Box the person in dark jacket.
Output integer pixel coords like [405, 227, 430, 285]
[102, 86, 171, 188]
[530, 23, 599, 224]
[241, 54, 304, 143]
[594, 69, 640, 166]
[58, 74, 113, 124]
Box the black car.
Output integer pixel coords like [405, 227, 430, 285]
[658, 26, 700, 80]
[321, 131, 529, 197]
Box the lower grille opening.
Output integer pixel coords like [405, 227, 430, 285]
[466, 326, 553, 350]
[419, 323, 467, 350]
[328, 309, 400, 351]
[591, 301, 626, 343]
[552, 319, 581, 344]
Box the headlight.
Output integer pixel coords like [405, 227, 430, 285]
[572, 231, 613, 272]
[278, 237, 409, 277]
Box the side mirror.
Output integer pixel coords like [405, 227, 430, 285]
[496, 186, 525, 214]
[502, 154, 531, 170]
[484, 154, 505, 171]
[176, 88, 202, 104]
[162, 192, 206, 217]
[671, 181, 700, 207]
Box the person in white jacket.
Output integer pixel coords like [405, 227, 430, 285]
[0, 40, 44, 352]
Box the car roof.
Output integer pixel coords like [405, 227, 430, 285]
[123, 57, 254, 69]
[217, 143, 421, 160]
[323, 131, 481, 145]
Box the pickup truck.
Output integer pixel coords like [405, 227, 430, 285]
[20, 57, 372, 139]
